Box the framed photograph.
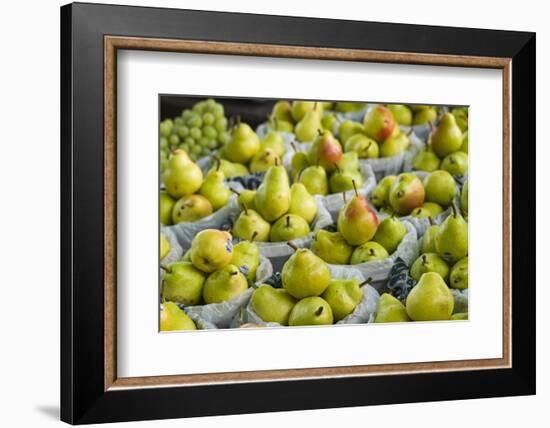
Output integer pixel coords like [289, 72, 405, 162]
[61, 2, 536, 424]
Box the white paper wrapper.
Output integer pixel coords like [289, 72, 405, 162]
[322, 221, 420, 290]
[181, 255, 273, 329]
[166, 192, 242, 249]
[241, 267, 379, 327]
[450, 288, 469, 314]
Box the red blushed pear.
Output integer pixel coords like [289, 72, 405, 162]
[337, 181, 379, 246]
[307, 130, 343, 173]
[363, 106, 396, 143]
[388, 173, 425, 215]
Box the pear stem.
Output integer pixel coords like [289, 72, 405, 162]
[428, 216, 436, 226]
[359, 277, 373, 287]
[406, 128, 414, 136]
[274, 157, 280, 166]
[230, 188, 241, 196]
[333, 162, 341, 173]
[290, 142, 298, 152]
[352, 179, 359, 197]
[287, 241, 299, 252]
[450, 200, 459, 217]
[286, 215, 291, 227]
[241, 203, 249, 215]
[422, 254, 427, 265]
[342, 191, 347, 203]
[215, 157, 221, 171]
[317, 128, 323, 136]
[250, 231, 258, 243]
[160, 264, 172, 274]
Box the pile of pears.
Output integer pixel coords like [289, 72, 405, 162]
[160, 150, 233, 225]
[160, 228, 264, 331]
[412, 110, 468, 175]
[310, 184, 407, 265]
[250, 243, 372, 326]
[289, 130, 365, 195]
[231, 163, 318, 243]
[370, 169, 458, 218]
[268, 100, 334, 141]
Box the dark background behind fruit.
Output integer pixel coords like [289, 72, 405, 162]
[161, 95, 277, 128]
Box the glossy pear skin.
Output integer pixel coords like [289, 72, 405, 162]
[431, 113, 463, 158]
[307, 131, 343, 172]
[199, 168, 231, 210]
[288, 296, 334, 326]
[412, 149, 440, 172]
[162, 150, 203, 198]
[421, 224, 440, 254]
[160, 302, 196, 331]
[202, 264, 248, 304]
[410, 253, 450, 282]
[322, 279, 363, 321]
[423, 170, 457, 207]
[282, 249, 330, 299]
[251, 285, 297, 325]
[288, 183, 317, 224]
[406, 272, 454, 321]
[337, 195, 379, 246]
[190, 229, 233, 273]
[388, 173, 425, 215]
[350, 241, 389, 264]
[373, 216, 407, 254]
[225, 123, 260, 164]
[310, 230, 353, 265]
[254, 165, 291, 222]
[162, 261, 206, 306]
[160, 191, 175, 225]
[374, 293, 410, 323]
[449, 256, 468, 289]
[441, 151, 468, 176]
[299, 165, 329, 196]
[363, 106, 396, 142]
[160, 233, 171, 260]
[370, 175, 396, 208]
[231, 241, 260, 284]
[270, 214, 310, 242]
[435, 209, 468, 263]
[172, 194, 213, 224]
[232, 208, 271, 242]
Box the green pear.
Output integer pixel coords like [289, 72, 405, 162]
[374, 293, 410, 323]
[215, 159, 249, 178]
[335, 102, 366, 112]
[161, 261, 206, 306]
[172, 194, 213, 223]
[160, 191, 176, 225]
[289, 183, 317, 224]
[250, 285, 297, 325]
[460, 181, 468, 217]
[379, 131, 409, 157]
[190, 229, 233, 273]
[199, 165, 231, 211]
[336, 151, 360, 172]
[431, 113, 463, 158]
[270, 214, 310, 242]
[451, 312, 468, 320]
[406, 272, 454, 321]
[254, 164, 291, 222]
[310, 230, 353, 265]
[460, 131, 468, 153]
[249, 148, 281, 173]
[441, 151, 468, 176]
[338, 120, 365, 144]
[160, 233, 171, 260]
[288, 296, 334, 326]
[435, 205, 468, 263]
[160, 302, 196, 331]
[290, 151, 310, 181]
[282, 247, 330, 299]
[271, 100, 293, 123]
[294, 109, 322, 142]
[322, 278, 365, 321]
[350, 241, 389, 264]
[388, 173, 425, 215]
[270, 118, 294, 133]
[260, 132, 285, 157]
[373, 216, 407, 254]
[344, 134, 379, 159]
[231, 240, 260, 284]
[421, 223, 440, 254]
[387, 104, 413, 126]
[329, 163, 363, 193]
[298, 165, 329, 196]
[449, 256, 468, 289]
[411, 202, 444, 218]
[232, 206, 271, 242]
[181, 249, 191, 262]
[451, 107, 469, 132]
[410, 253, 449, 282]
[162, 150, 203, 198]
[225, 122, 261, 164]
[338, 189, 379, 245]
[370, 175, 396, 208]
[321, 113, 337, 132]
[423, 170, 457, 207]
[307, 130, 343, 172]
[412, 106, 437, 125]
[203, 264, 248, 304]
[291, 100, 321, 122]
[363, 105, 396, 142]
[412, 148, 441, 172]
[232, 188, 256, 211]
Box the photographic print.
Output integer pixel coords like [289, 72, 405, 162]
[158, 97, 469, 330]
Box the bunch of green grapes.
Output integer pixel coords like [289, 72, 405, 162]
[159, 98, 231, 170]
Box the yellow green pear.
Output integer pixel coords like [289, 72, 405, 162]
[288, 183, 317, 224]
[322, 278, 365, 321]
[172, 194, 213, 223]
[203, 264, 248, 304]
[431, 113, 463, 158]
[270, 214, 310, 242]
[298, 165, 329, 196]
[372, 216, 407, 254]
[231, 239, 261, 284]
[288, 296, 334, 326]
[162, 150, 203, 198]
[350, 241, 389, 264]
[337, 187, 379, 246]
[160, 233, 171, 260]
[160, 302, 196, 331]
[199, 164, 231, 211]
[449, 256, 468, 289]
[374, 293, 410, 323]
[190, 229, 233, 273]
[406, 272, 454, 321]
[311, 230, 353, 265]
[260, 131, 285, 157]
[232, 206, 271, 242]
[423, 170, 456, 207]
[250, 285, 297, 325]
[410, 253, 449, 282]
[370, 175, 396, 208]
[435, 204, 468, 263]
[161, 261, 206, 306]
[249, 148, 281, 173]
[254, 163, 291, 222]
[294, 109, 322, 142]
[160, 191, 175, 225]
[225, 122, 261, 164]
[411, 202, 443, 218]
[282, 247, 330, 299]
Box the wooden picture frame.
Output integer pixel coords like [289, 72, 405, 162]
[61, 2, 535, 424]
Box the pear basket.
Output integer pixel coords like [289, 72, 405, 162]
[176, 254, 274, 330]
[241, 267, 379, 328]
[312, 220, 419, 291]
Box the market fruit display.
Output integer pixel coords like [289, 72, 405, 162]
[158, 98, 469, 331]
